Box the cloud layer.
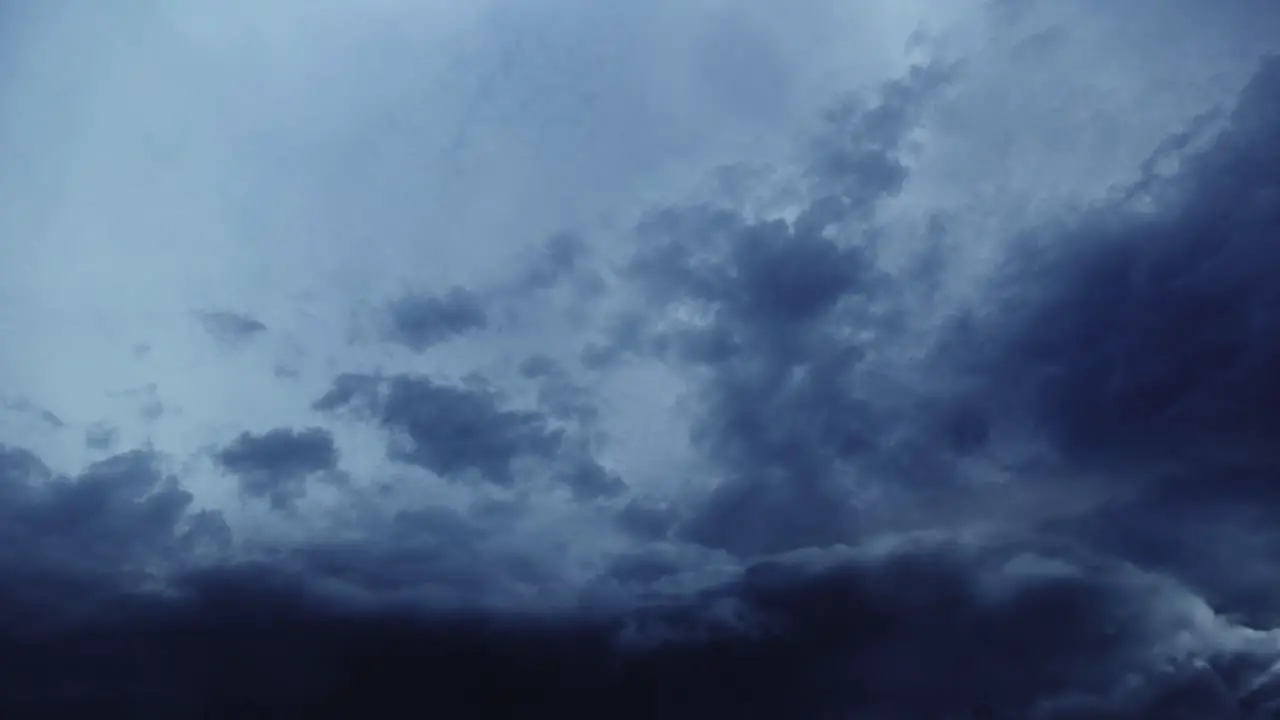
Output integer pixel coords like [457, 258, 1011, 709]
[2, 1, 1279, 716]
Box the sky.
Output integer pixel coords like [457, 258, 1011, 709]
[1, 0, 1279, 716]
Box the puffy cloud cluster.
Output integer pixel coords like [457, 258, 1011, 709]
[604, 62, 956, 558]
[314, 372, 621, 500]
[215, 427, 340, 509]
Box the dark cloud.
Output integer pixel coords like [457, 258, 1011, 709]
[938, 55, 1280, 628]
[560, 456, 627, 501]
[196, 310, 268, 347]
[1049, 475, 1280, 629]
[975, 56, 1280, 480]
[311, 372, 382, 413]
[0, 445, 231, 631]
[316, 371, 621, 499]
[276, 505, 551, 605]
[317, 373, 563, 487]
[383, 287, 488, 352]
[215, 427, 340, 510]
[0, 448, 196, 573]
[2, 533, 1277, 717]
[807, 60, 954, 211]
[597, 62, 952, 556]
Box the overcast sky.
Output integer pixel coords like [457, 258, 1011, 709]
[2, 0, 1280, 716]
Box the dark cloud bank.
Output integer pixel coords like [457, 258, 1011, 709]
[4, 32, 1280, 720]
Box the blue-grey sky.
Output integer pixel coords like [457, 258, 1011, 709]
[2, 0, 1279, 715]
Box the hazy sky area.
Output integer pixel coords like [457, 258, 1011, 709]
[2, 0, 1280, 716]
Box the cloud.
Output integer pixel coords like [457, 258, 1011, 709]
[2, 529, 1279, 716]
[0, 445, 230, 629]
[196, 310, 268, 347]
[560, 457, 627, 501]
[934, 54, 1280, 631]
[592, 61, 954, 556]
[215, 427, 340, 510]
[315, 372, 620, 498]
[975, 56, 1280, 479]
[315, 373, 561, 486]
[382, 287, 488, 352]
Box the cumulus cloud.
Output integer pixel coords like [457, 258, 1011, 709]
[313, 371, 621, 500]
[0, 445, 231, 628]
[382, 287, 489, 352]
[316, 373, 563, 484]
[1, 0, 1279, 716]
[215, 427, 340, 510]
[593, 60, 964, 556]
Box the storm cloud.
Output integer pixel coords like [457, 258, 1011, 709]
[2, 1, 1279, 717]
[3, 526, 1280, 717]
[956, 53, 1280, 631]
[977, 56, 1280, 480]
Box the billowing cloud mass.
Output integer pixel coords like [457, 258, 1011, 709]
[2, 0, 1279, 716]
